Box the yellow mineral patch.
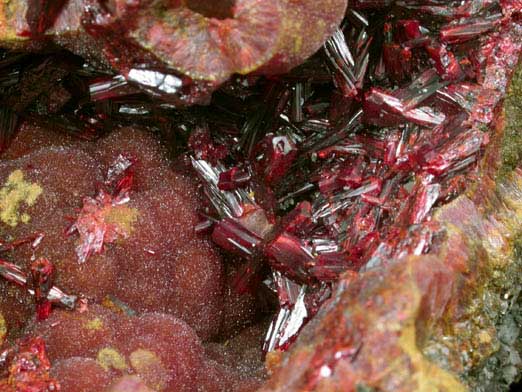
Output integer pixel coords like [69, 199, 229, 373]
[130, 349, 169, 391]
[0, 313, 6, 345]
[399, 323, 467, 392]
[0, 169, 42, 227]
[97, 347, 128, 372]
[478, 330, 492, 344]
[103, 205, 139, 236]
[84, 317, 104, 331]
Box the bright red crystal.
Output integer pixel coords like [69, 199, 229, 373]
[218, 167, 251, 191]
[28, 259, 54, 321]
[1, 0, 522, 389]
[212, 217, 264, 257]
[0, 337, 59, 392]
[254, 135, 297, 185]
[71, 188, 137, 264]
[24, 0, 68, 36]
[266, 233, 314, 284]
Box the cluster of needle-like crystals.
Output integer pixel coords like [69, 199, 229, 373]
[0, 124, 230, 341]
[185, 0, 522, 356]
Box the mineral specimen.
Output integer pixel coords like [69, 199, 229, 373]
[1, 0, 522, 391]
[0, 336, 59, 392]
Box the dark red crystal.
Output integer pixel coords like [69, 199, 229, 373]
[29, 259, 54, 321]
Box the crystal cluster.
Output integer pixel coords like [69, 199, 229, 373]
[185, 1, 522, 355]
[1, 0, 522, 390]
[0, 336, 59, 392]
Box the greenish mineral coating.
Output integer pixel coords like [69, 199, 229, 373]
[459, 65, 522, 390]
[421, 63, 522, 390]
[500, 65, 522, 180]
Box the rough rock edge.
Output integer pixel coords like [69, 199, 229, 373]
[459, 61, 522, 392]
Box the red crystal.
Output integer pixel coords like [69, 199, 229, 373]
[309, 252, 354, 281]
[0, 258, 77, 310]
[255, 134, 298, 185]
[426, 43, 464, 81]
[211, 217, 264, 257]
[24, 0, 67, 36]
[383, 43, 413, 82]
[440, 14, 502, 44]
[29, 259, 54, 321]
[218, 167, 251, 191]
[266, 233, 315, 283]
[188, 126, 228, 164]
[70, 190, 134, 263]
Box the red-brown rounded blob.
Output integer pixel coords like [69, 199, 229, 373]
[86, 1, 347, 82]
[128, 0, 282, 82]
[111, 187, 224, 340]
[52, 357, 111, 392]
[260, 0, 349, 74]
[30, 305, 117, 362]
[1, 121, 80, 161]
[114, 313, 208, 392]
[2, 126, 228, 346]
[36, 309, 263, 391]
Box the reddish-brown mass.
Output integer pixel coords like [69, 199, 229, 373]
[29, 308, 262, 391]
[82, 0, 348, 82]
[52, 357, 112, 391]
[0, 123, 256, 342]
[0, 124, 228, 339]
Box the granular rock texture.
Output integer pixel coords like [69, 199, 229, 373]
[28, 307, 262, 391]
[52, 357, 112, 391]
[0, 125, 225, 340]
